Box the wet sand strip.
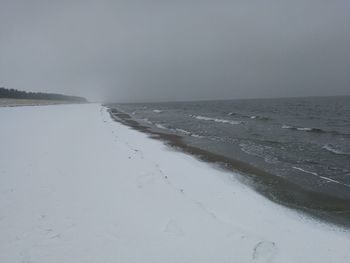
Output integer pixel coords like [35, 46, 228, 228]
[107, 107, 350, 228]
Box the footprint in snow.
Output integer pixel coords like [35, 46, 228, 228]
[136, 172, 156, 188]
[49, 233, 61, 239]
[164, 220, 184, 236]
[252, 241, 278, 262]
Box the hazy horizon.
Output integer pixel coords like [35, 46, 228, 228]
[1, 0, 349, 102]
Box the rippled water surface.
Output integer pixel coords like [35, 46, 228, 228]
[112, 96, 350, 198]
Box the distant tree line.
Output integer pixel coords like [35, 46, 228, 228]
[0, 87, 87, 102]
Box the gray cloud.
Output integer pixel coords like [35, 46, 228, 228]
[1, 0, 349, 102]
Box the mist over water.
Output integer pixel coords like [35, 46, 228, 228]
[113, 96, 350, 200]
[1, 0, 350, 101]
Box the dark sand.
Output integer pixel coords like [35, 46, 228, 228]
[107, 106, 350, 228]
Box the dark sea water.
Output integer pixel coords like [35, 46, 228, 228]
[110, 96, 350, 208]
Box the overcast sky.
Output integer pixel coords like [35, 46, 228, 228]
[1, 0, 349, 102]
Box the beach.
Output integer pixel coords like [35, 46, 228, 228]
[0, 98, 81, 107]
[0, 104, 349, 263]
[108, 98, 350, 227]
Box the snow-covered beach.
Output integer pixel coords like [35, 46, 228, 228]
[0, 104, 349, 263]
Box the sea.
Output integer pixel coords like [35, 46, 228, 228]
[108, 96, 350, 219]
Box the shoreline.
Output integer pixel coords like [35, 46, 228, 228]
[107, 106, 350, 228]
[1, 103, 349, 262]
[0, 98, 87, 107]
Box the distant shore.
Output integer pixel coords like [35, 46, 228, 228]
[0, 98, 87, 107]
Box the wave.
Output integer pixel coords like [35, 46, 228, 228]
[155, 123, 167, 130]
[239, 142, 279, 164]
[292, 166, 318, 176]
[297, 127, 312, 131]
[191, 115, 241, 125]
[174, 128, 204, 138]
[191, 134, 204, 139]
[175, 128, 191, 135]
[322, 144, 350, 156]
[142, 118, 153, 124]
[319, 176, 350, 187]
[141, 119, 204, 138]
[228, 112, 270, 121]
[282, 125, 313, 131]
[281, 125, 343, 135]
[153, 109, 162, 113]
[250, 115, 270, 121]
[144, 120, 204, 138]
[143, 119, 167, 131]
[293, 166, 350, 187]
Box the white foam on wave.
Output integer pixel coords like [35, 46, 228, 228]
[153, 109, 162, 113]
[143, 120, 204, 138]
[175, 128, 191, 135]
[191, 134, 204, 139]
[322, 144, 350, 156]
[191, 115, 241, 125]
[292, 166, 350, 187]
[239, 143, 278, 164]
[155, 123, 167, 130]
[297, 127, 312, 131]
[174, 128, 204, 138]
[292, 166, 318, 176]
[282, 125, 313, 131]
[319, 176, 350, 187]
[142, 118, 152, 124]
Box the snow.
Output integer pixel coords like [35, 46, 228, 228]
[0, 104, 349, 263]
